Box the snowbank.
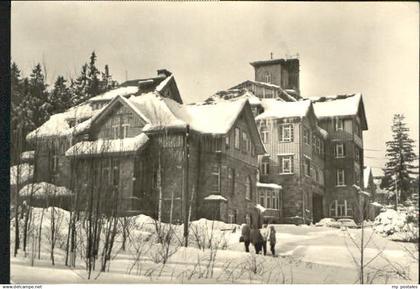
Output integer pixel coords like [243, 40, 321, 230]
[10, 163, 34, 186]
[374, 209, 418, 241]
[20, 151, 35, 162]
[19, 182, 73, 198]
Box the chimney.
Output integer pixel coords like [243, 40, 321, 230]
[157, 69, 172, 78]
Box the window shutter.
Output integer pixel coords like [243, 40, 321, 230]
[343, 143, 346, 156]
[290, 156, 294, 172]
[290, 125, 294, 142]
[278, 126, 283, 141]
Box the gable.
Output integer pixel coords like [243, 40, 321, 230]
[89, 97, 149, 138]
[156, 75, 183, 104]
[357, 97, 368, 130]
[230, 101, 266, 155]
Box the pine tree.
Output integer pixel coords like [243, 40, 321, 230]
[71, 63, 89, 106]
[28, 63, 50, 127]
[101, 64, 115, 91]
[11, 62, 25, 164]
[383, 114, 418, 203]
[86, 51, 101, 98]
[48, 76, 72, 114]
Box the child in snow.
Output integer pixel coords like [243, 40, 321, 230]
[268, 225, 277, 256]
[260, 223, 269, 256]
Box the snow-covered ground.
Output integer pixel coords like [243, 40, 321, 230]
[10, 207, 419, 284]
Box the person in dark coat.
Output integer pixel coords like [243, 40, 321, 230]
[250, 225, 264, 254]
[268, 225, 277, 256]
[241, 223, 251, 252]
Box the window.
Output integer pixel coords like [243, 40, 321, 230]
[335, 143, 345, 158]
[335, 118, 344, 131]
[213, 138, 222, 152]
[259, 192, 265, 207]
[228, 212, 236, 224]
[211, 164, 221, 192]
[303, 127, 310, 145]
[225, 135, 230, 150]
[354, 122, 361, 137]
[354, 169, 360, 185]
[51, 155, 59, 173]
[122, 124, 130, 138]
[112, 126, 120, 139]
[355, 146, 360, 162]
[261, 161, 270, 175]
[312, 135, 317, 151]
[228, 167, 235, 195]
[265, 72, 272, 83]
[315, 168, 320, 183]
[245, 176, 252, 200]
[242, 131, 249, 153]
[234, 127, 240, 149]
[258, 190, 279, 210]
[316, 138, 321, 154]
[112, 159, 120, 187]
[304, 157, 311, 176]
[260, 127, 269, 144]
[266, 191, 271, 208]
[278, 124, 293, 142]
[329, 200, 353, 217]
[336, 169, 345, 186]
[279, 155, 294, 174]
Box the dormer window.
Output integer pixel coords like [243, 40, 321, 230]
[335, 118, 344, 131]
[265, 72, 272, 83]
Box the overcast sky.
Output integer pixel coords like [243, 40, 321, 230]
[11, 2, 419, 175]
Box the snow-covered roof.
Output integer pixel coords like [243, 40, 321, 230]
[26, 103, 98, 141]
[210, 89, 262, 106]
[10, 163, 34, 186]
[364, 166, 372, 189]
[204, 194, 227, 201]
[20, 151, 35, 162]
[256, 99, 312, 120]
[127, 93, 187, 131]
[184, 99, 249, 135]
[155, 74, 173, 93]
[312, 93, 362, 118]
[256, 182, 282, 190]
[230, 80, 298, 102]
[65, 133, 149, 157]
[89, 86, 139, 102]
[19, 182, 73, 198]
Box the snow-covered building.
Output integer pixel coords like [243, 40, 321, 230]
[211, 57, 369, 224]
[312, 93, 368, 223]
[26, 70, 265, 225]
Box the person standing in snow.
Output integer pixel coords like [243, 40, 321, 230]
[250, 225, 264, 254]
[268, 225, 277, 256]
[241, 223, 251, 252]
[260, 223, 269, 256]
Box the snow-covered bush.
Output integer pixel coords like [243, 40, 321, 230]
[374, 209, 419, 242]
[315, 218, 336, 227]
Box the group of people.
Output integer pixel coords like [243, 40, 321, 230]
[240, 223, 277, 256]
